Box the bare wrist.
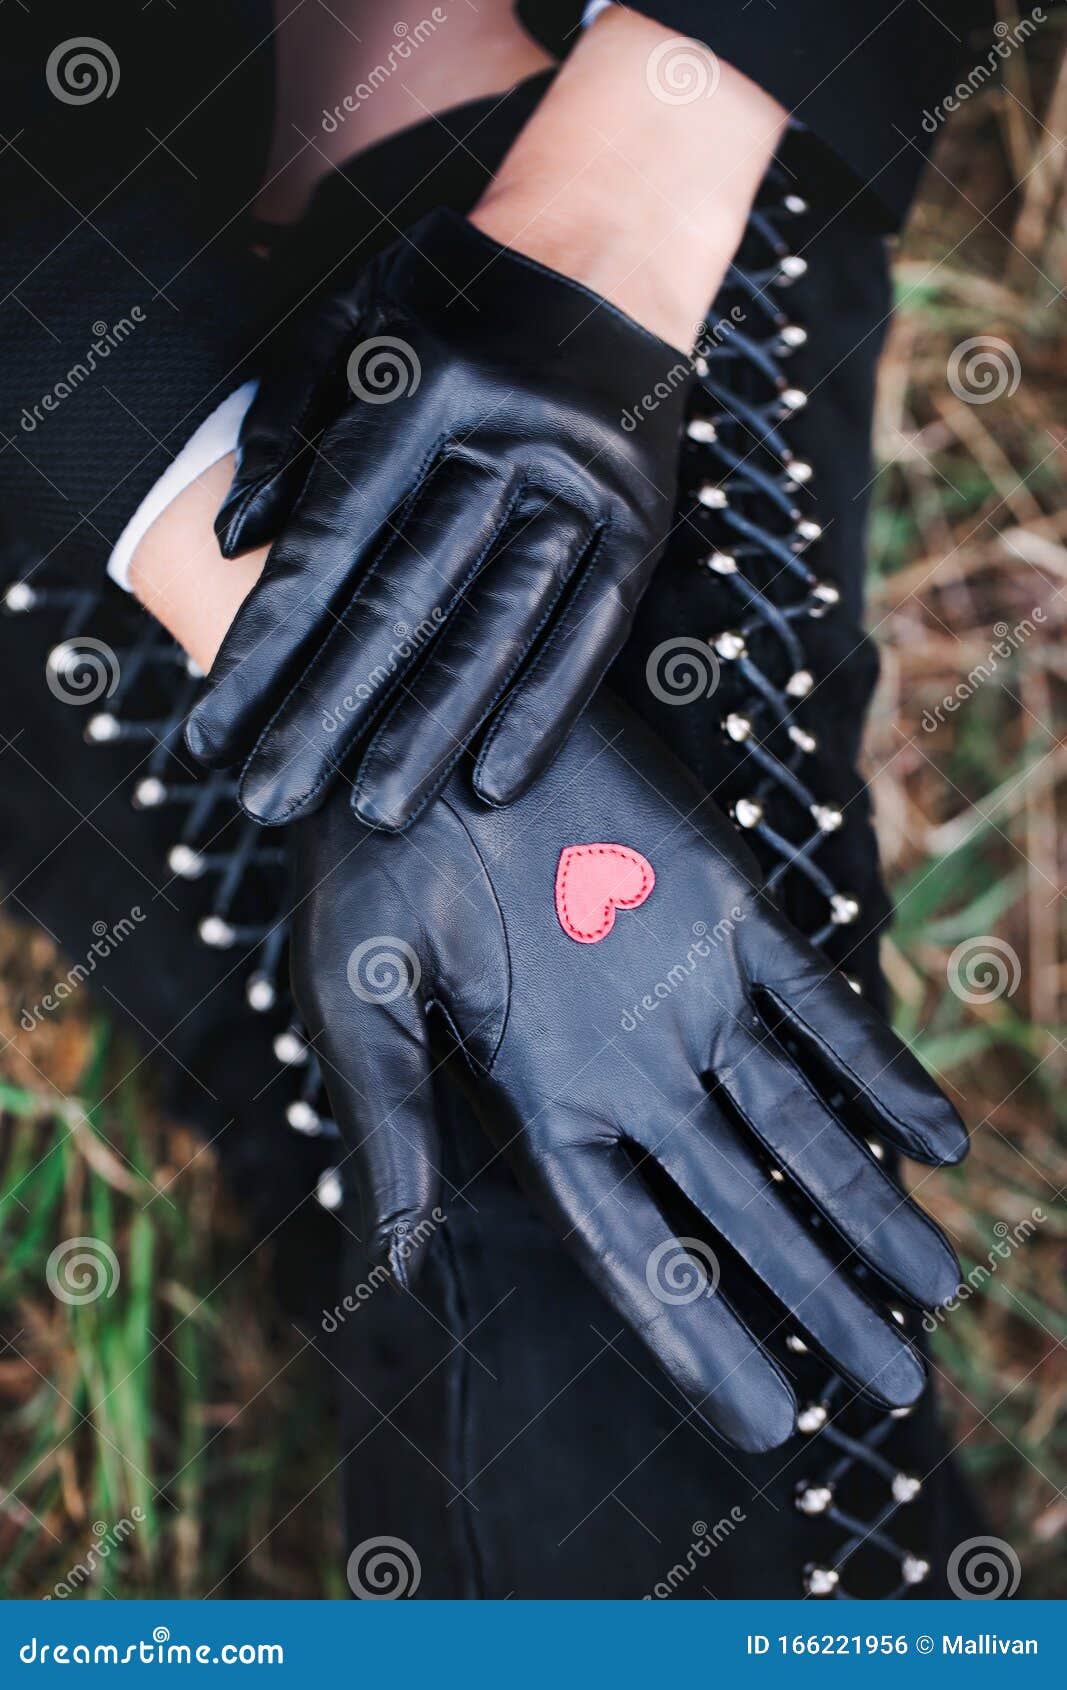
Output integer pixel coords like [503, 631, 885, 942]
[470, 7, 788, 350]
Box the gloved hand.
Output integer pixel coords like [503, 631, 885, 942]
[290, 692, 966, 1453]
[184, 209, 689, 831]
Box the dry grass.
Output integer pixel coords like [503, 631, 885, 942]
[867, 6, 1067, 1598]
[1, 13, 1065, 1598]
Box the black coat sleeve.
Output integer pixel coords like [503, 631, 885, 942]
[517, 1, 994, 230]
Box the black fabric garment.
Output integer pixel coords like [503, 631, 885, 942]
[0, 1, 275, 567]
[0, 72, 984, 1595]
[519, 1, 994, 232]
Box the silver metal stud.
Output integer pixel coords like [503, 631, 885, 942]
[714, 630, 746, 660]
[779, 254, 808, 280]
[810, 804, 843, 833]
[199, 915, 236, 949]
[892, 1474, 922, 1505]
[797, 1484, 834, 1516]
[86, 713, 120, 743]
[797, 1401, 828, 1434]
[866, 1136, 885, 1162]
[788, 725, 817, 753]
[784, 194, 808, 215]
[705, 551, 738, 575]
[812, 580, 840, 605]
[697, 482, 727, 509]
[3, 582, 35, 613]
[273, 1029, 307, 1066]
[687, 417, 717, 444]
[734, 798, 763, 829]
[316, 1168, 343, 1211]
[804, 1564, 839, 1596]
[830, 893, 860, 926]
[246, 973, 276, 1013]
[785, 1333, 809, 1355]
[133, 776, 166, 809]
[786, 459, 814, 485]
[901, 1554, 930, 1586]
[780, 387, 808, 412]
[786, 669, 814, 698]
[287, 1100, 321, 1136]
[780, 324, 807, 349]
[168, 843, 204, 879]
[725, 713, 752, 743]
[795, 518, 822, 543]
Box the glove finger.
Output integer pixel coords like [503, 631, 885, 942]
[186, 406, 437, 772]
[472, 525, 635, 808]
[215, 290, 365, 557]
[297, 940, 443, 1287]
[512, 1131, 797, 1452]
[750, 934, 969, 1167]
[645, 1092, 925, 1409]
[715, 1025, 961, 1311]
[239, 453, 520, 825]
[350, 503, 597, 830]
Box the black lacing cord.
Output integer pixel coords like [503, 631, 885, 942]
[679, 166, 931, 1597]
[2, 163, 933, 1596]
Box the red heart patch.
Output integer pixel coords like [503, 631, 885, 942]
[555, 844, 655, 944]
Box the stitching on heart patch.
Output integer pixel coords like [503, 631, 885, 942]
[555, 844, 655, 944]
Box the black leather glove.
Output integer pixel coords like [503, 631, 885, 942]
[290, 693, 966, 1453]
[184, 209, 689, 831]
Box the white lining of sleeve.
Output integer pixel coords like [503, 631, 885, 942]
[107, 380, 257, 592]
